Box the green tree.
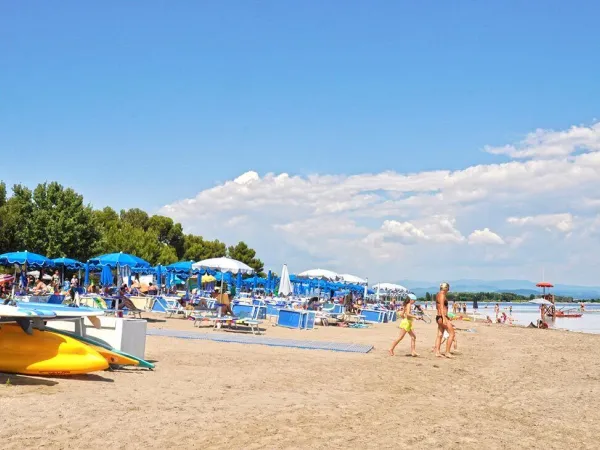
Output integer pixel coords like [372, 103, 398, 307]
[0, 181, 267, 272]
[100, 222, 163, 263]
[147, 215, 185, 258]
[120, 208, 149, 230]
[425, 292, 432, 302]
[28, 182, 100, 261]
[93, 207, 120, 231]
[0, 184, 34, 253]
[0, 182, 6, 208]
[227, 241, 264, 274]
[183, 235, 226, 261]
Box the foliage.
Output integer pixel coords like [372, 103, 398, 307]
[0, 182, 100, 261]
[183, 235, 227, 261]
[227, 241, 264, 275]
[0, 181, 264, 270]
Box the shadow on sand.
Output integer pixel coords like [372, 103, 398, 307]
[0, 373, 59, 386]
[145, 318, 167, 324]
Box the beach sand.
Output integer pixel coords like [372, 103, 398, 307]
[1, 314, 599, 449]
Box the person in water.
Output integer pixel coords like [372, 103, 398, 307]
[389, 294, 419, 357]
[434, 282, 456, 358]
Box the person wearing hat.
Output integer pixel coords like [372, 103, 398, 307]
[388, 293, 419, 357]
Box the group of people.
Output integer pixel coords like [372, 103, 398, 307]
[389, 282, 457, 359]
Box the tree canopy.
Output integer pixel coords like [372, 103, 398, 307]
[0, 181, 264, 272]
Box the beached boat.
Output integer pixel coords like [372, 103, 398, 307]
[0, 324, 108, 375]
[555, 310, 583, 318]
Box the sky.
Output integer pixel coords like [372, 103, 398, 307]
[2, 2, 600, 284]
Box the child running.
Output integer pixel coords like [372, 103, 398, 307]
[389, 293, 419, 357]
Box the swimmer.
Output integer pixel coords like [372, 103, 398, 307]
[389, 294, 419, 357]
[434, 282, 456, 358]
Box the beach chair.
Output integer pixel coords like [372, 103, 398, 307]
[238, 305, 263, 335]
[164, 298, 185, 318]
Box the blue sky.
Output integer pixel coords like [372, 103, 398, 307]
[2, 1, 599, 211]
[2, 2, 600, 283]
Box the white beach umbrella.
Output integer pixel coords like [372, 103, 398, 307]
[529, 298, 554, 306]
[192, 257, 254, 275]
[297, 268, 339, 280]
[372, 283, 409, 293]
[278, 264, 292, 296]
[192, 257, 254, 298]
[339, 274, 367, 285]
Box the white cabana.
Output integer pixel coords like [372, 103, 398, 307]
[278, 264, 292, 296]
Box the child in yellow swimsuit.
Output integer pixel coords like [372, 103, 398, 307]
[389, 294, 419, 357]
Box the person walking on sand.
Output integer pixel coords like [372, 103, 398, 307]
[389, 293, 419, 357]
[434, 282, 456, 358]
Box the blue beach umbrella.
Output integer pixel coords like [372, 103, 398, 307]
[51, 257, 83, 269]
[267, 271, 272, 293]
[52, 257, 84, 286]
[84, 262, 90, 287]
[236, 272, 242, 290]
[156, 265, 162, 292]
[88, 252, 150, 269]
[100, 265, 114, 286]
[165, 260, 194, 274]
[0, 251, 54, 268]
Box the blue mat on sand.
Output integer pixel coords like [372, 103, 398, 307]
[147, 329, 373, 354]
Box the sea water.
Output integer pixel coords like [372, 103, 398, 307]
[480, 302, 600, 334]
[427, 302, 600, 335]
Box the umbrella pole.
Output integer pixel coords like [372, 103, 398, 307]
[12, 266, 17, 298]
[116, 263, 120, 316]
[218, 271, 224, 318]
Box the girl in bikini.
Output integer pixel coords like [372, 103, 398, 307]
[389, 293, 419, 357]
[434, 282, 456, 358]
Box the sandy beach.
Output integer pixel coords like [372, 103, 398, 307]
[1, 315, 599, 450]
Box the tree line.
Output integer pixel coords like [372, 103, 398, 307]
[421, 291, 577, 303]
[0, 181, 264, 274]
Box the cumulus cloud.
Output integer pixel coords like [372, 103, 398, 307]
[484, 122, 600, 159]
[468, 228, 505, 245]
[160, 121, 600, 284]
[507, 213, 574, 233]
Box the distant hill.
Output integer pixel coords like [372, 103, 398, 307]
[399, 279, 600, 299]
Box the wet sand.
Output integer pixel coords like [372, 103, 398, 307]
[1, 314, 599, 449]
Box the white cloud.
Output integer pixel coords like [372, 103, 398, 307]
[507, 213, 574, 233]
[160, 121, 600, 285]
[484, 122, 600, 159]
[468, 228, 505, 245]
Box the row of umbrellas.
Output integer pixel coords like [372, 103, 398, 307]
[0, 251, 398, 297]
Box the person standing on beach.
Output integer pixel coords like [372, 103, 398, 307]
[434, 282, 455, 358]
[389, 294, 419, 357]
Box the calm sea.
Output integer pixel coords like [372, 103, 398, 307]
[430, 302, 600, 335]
